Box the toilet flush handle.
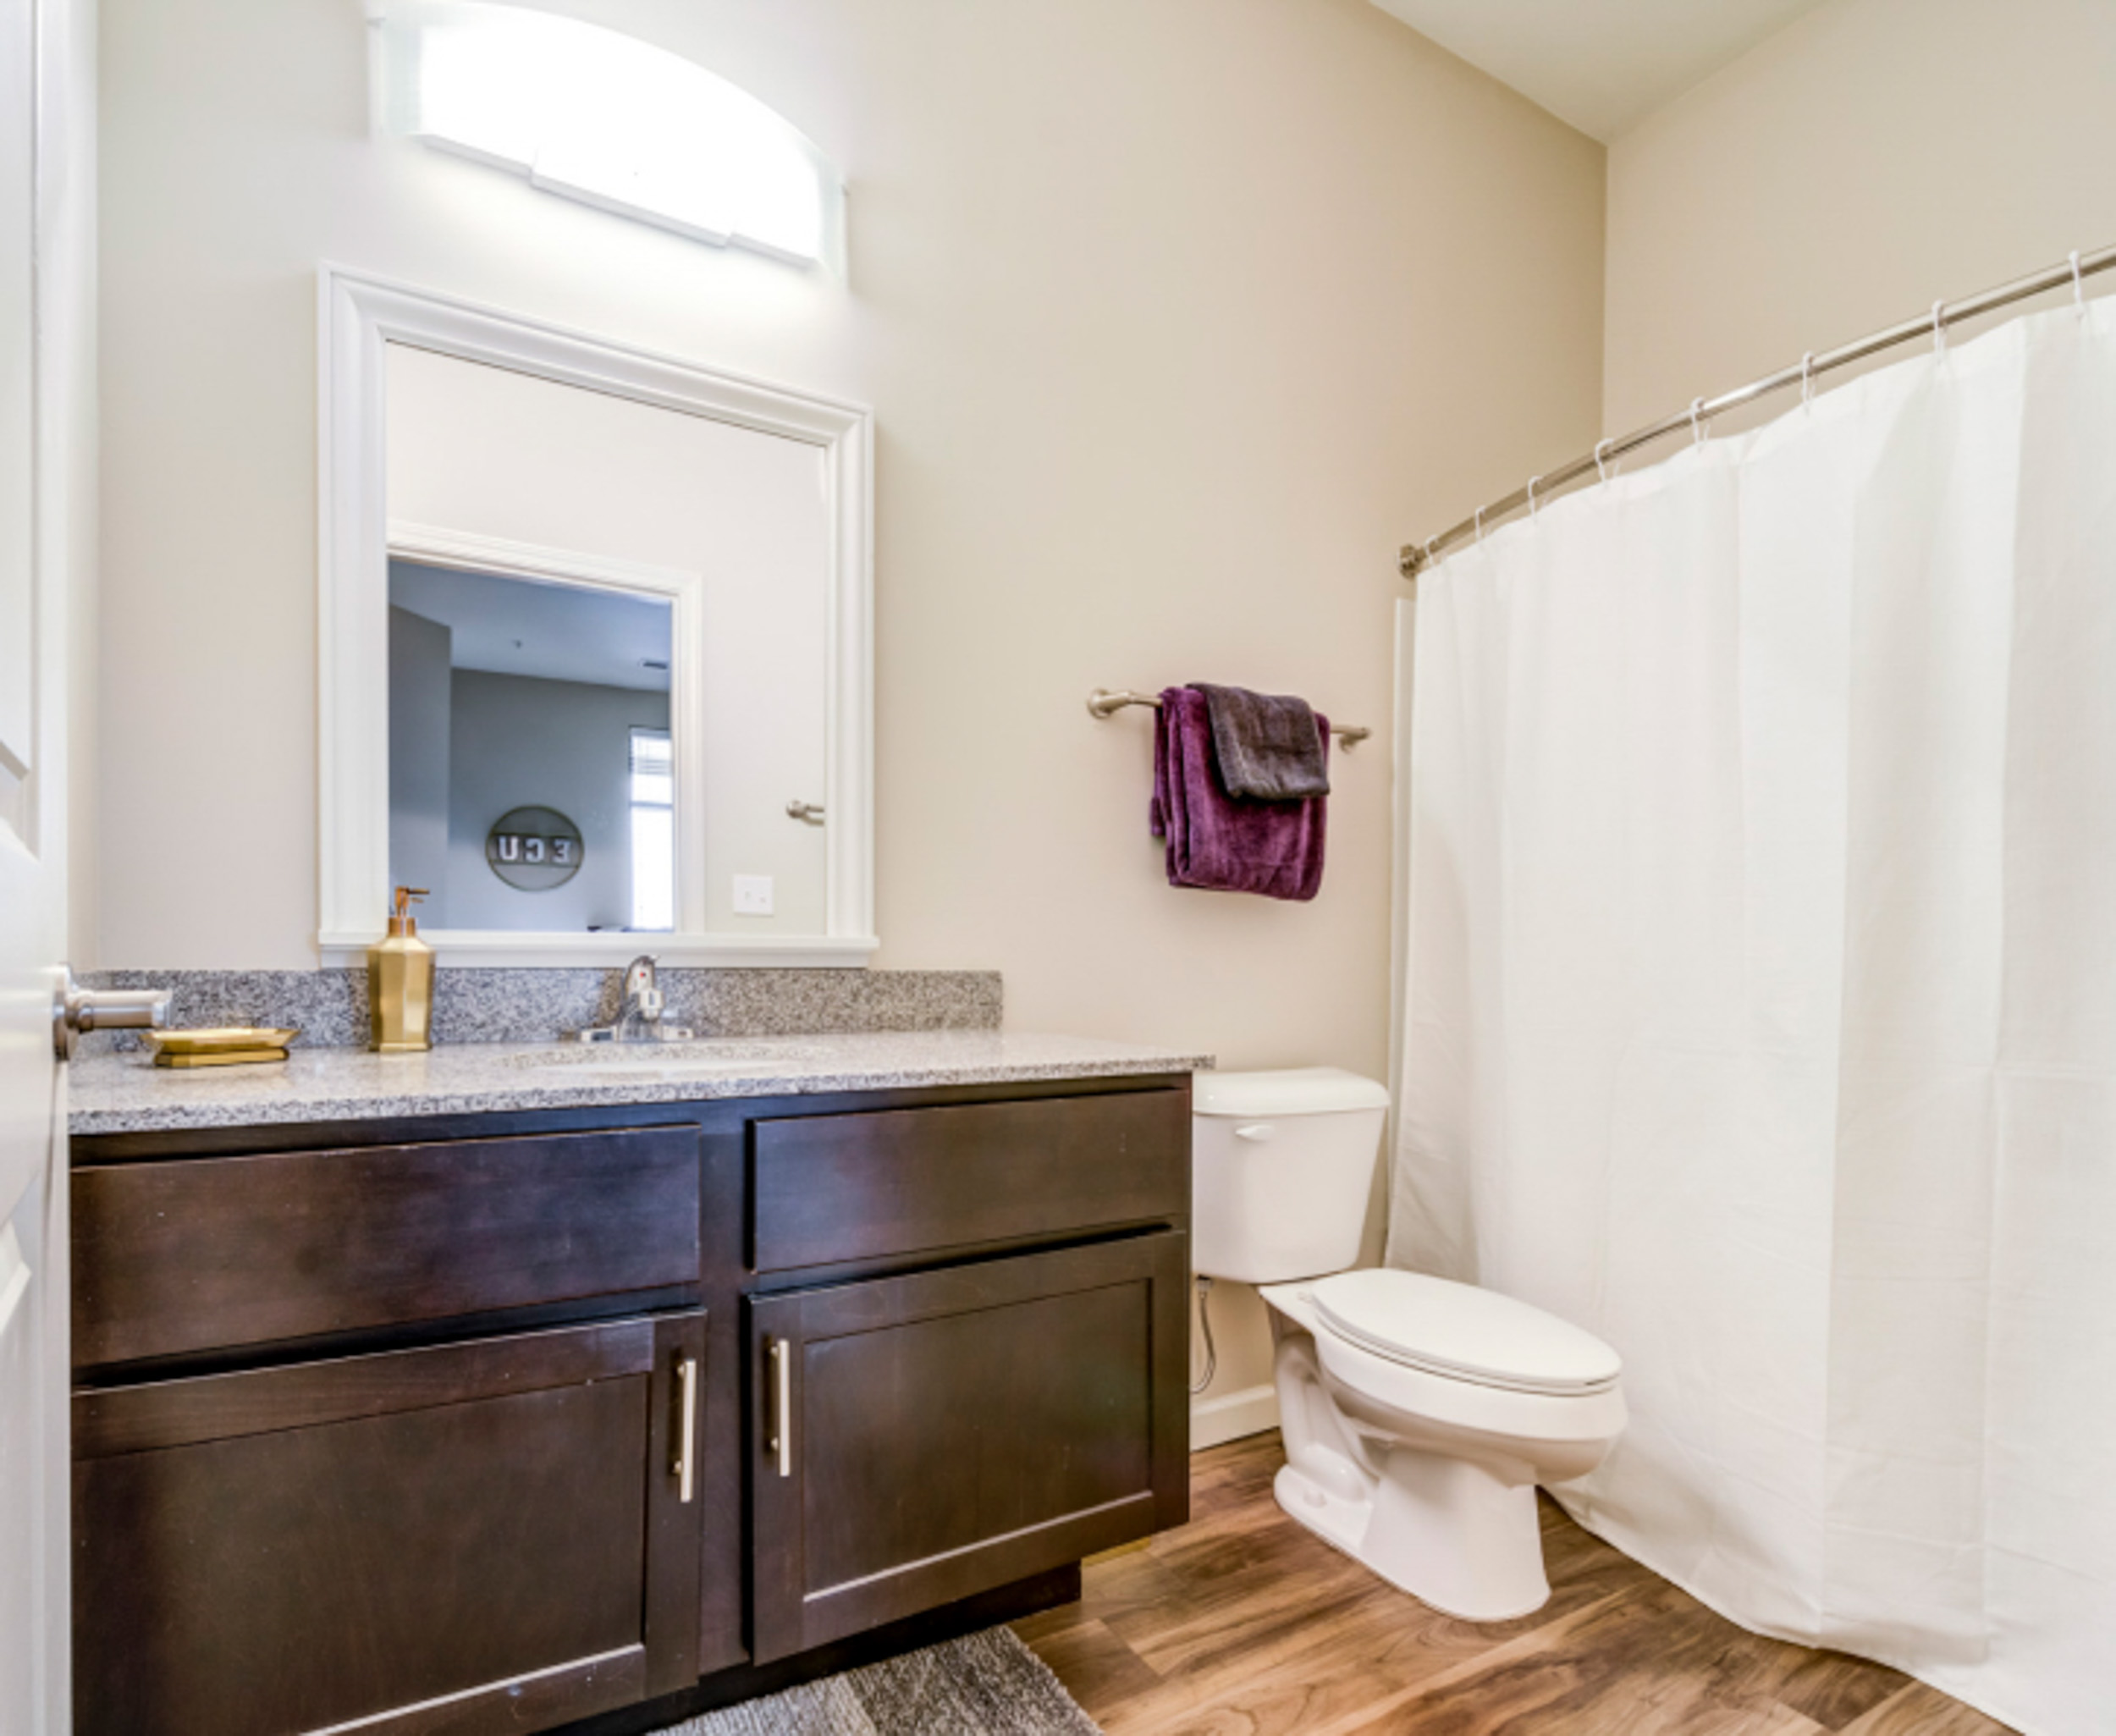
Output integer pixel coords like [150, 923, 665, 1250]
[1233, 1122, 1276, 1142]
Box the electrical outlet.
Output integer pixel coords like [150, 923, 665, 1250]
[733, 874, 774, 916]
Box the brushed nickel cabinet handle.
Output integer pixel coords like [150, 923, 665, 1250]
[768, 1338, 792, 1478]
[673, 1355, 698, 1503]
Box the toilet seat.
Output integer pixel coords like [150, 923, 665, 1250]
[1307, 1269, 1622, 1398]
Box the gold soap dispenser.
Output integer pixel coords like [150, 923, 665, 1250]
[370, 886, 436, 1052]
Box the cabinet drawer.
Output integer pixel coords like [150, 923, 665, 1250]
[747, 1232, 1188, 1661]
[751, 1088, 1187, 1272]
[74, 1127, 701, 1368]
[74, 1312, 704, 1736]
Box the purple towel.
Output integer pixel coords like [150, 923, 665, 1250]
[1150, 686, 1328, 901]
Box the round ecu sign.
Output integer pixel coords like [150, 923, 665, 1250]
[485, 806, 585, 891]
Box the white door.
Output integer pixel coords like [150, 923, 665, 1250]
[2, 0, 90, 1731]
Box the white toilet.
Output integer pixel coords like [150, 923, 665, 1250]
[1193, 1067, 1626, 1622]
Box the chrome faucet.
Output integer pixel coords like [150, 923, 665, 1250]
[579, 956, 694, 1044]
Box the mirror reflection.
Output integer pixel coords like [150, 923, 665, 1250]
[388, 563, 675, 933]
[381, 339, 836, 941]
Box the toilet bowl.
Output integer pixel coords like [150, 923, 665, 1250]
[1261, 1270, 1624, 1619]
[1192, 1068, 1626, 1622]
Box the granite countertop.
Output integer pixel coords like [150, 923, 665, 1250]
[67, 1030, 1217, 1137]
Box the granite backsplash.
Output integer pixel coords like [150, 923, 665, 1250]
[79, 967, 1003, 1054]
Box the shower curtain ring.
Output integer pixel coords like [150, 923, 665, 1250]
[1932, 299, 1949, 357]
[1474, 505, 1485, 543]
[1800, 351, 1817, 408]
[1595, 438, 1614, 483]
[1689, 397, 1707, 447]
[2072, 249, 2088, 317]
[1527, 475, 1542, 519]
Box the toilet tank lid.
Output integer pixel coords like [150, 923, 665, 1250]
[1193, 1067, 1390, 1117]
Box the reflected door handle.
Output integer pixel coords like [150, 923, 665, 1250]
[53, 967, 170, 1061]
[785, 801, 826, 825]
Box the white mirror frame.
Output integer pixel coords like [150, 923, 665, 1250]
[317, 263, 875, 966]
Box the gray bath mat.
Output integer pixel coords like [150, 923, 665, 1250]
[652, 1627, 1101, 1736]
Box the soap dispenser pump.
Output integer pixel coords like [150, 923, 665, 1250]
[370, 886, 436, 1052]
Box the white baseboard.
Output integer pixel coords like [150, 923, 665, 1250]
[1189, 1381, 1279, 1452]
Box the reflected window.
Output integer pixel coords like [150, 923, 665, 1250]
[630, 728, 675, 932]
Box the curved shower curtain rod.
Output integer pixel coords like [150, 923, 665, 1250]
[1400, 239, 2116, 581]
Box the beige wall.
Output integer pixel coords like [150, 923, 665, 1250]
[96, 0, 1603, 1403]
[1606, 0, 2116, 432]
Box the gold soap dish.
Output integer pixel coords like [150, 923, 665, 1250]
[147, 1028, 300, 1069]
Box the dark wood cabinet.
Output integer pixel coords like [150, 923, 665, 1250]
[74, 1127, 701, 1370]
[751, 1092, 1188, 1273]
[70, 1073, 1193, 1735]
[74, 1313, 705, 1736]
[747, 1232, 1189, 1662]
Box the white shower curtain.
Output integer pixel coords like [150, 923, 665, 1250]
[1391, 297, 2116, 1736]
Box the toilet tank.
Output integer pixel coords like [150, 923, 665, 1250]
[1191, 1068, 1391, 1285]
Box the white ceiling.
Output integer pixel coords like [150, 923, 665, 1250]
[389, 560, 673, 693]
[1367, 0, 1832, 141]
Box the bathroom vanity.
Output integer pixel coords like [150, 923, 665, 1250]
[65, 1033, 1204, 1736]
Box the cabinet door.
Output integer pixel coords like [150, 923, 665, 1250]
[748, 1233, 1187, 1662]
[73, 1312, 705, 1736]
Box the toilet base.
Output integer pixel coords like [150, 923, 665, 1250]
[1273, 1452, 1551, 1623]
[1274, 1461, 1387, 1582]
[1268, 1319, 1558, 1623]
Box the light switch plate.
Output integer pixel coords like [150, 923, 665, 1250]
[733, 874, 775, 916]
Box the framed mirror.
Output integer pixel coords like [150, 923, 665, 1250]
[317, 266, 873, 965]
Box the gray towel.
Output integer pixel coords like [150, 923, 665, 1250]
[1193, 683, 1331, 801]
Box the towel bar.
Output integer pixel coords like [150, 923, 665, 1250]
[1087, 687, 1371, 748]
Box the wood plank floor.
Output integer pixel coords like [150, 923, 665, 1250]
[1016, 1432, 2016, 1736]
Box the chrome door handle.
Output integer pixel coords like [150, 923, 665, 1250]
[768, 1338, 792, 1478]
[673, 1355, 698, 1503]
[785, 801, 825, 825]
[52, 967, 170, 1061]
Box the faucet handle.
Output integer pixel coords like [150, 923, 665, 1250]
[622, 955, 664, 1019]
[579, 956, 686, 1044]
